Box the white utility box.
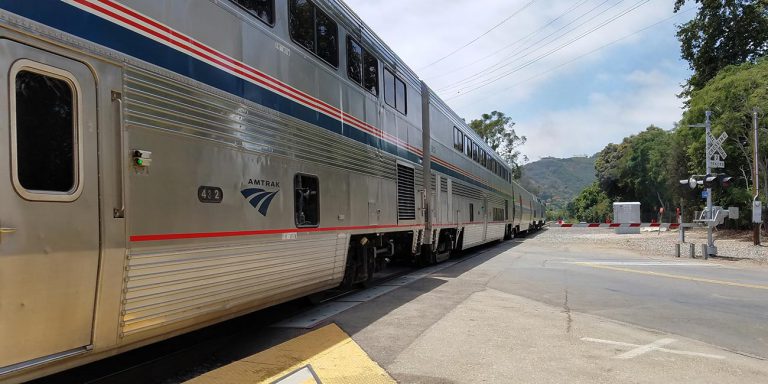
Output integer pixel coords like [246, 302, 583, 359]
[613, 202, 641, 234]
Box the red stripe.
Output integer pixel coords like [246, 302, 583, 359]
[130, 224, 421, 242]
[650, 223, 661, 227]
[609, 223, 621, 228]
[588, 223, 601, 228]
[560, 224, 573, 228]
[669, 223, 680, 229]
[629, 223, 641, 227]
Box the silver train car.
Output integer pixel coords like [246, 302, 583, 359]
[0, 0, 545, 381]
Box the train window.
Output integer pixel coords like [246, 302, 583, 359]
[347, 37, 363, 84]
[347, 36, 379, 96]
[384, 68, 407, 114]
[472, 142, 479, 162]
[480, 150, 486, 167]
[363, 50, 379, 95]
[289, 0, 338, 68]
[231, 0, 274, 26]
[395, 76, 406, 114]
[469, 203, 474, 222]
[12, 67, 80, 198]
[464, 136, 472, 157]
[384, 68, 395, 108]
[315, 9, 338, 67]
[294, 174, 319, 227]
[453, 127, 464, 152]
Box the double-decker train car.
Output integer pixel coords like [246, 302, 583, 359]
[0, 0, 544, 381]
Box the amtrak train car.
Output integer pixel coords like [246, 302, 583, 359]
[0, 0, 544, 381]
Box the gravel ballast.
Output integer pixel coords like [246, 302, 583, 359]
[531, 227, 768, 264]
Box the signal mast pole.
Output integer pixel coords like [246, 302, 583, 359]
[705, 111, 714, 256]
[754, 109, 760, 246]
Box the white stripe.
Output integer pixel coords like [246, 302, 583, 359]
[615, 338, 676, 359]
[571, 261, 720, 267]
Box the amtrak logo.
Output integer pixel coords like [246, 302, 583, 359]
[241, 188, 279, 216]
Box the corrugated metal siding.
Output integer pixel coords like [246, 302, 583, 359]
[397, 164, 416, 220]
[453, 181, 483, 200]
[486, 223, 506, 241]
[120, 234, 343, 336]
[123, 66, 396, 180]
[462, 223, 484, 247]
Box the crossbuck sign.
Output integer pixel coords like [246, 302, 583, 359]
[707, 132, 727, 168]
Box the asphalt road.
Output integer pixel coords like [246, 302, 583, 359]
[486, 236, 768, 359]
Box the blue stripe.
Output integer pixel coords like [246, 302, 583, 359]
[0, 0, 508, 197]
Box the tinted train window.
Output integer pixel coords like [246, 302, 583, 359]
[383, 69, 395, 108]
[464, 137, 472, 157]
[231, 0, 274, 25]
[295, 174, 319, 227]
[315, 10, 338, 67]
[347, 37, 379, 95]
[469, 203, 474, 222]
[394, 76, 406, 114]
[289, 0, 338, 67]
[384, 68, 407, 115]
[347, 37, 363, 85]
[14, 70, 76, 193]
[363, 50, 379, 95]
[453, 127, 464, 152]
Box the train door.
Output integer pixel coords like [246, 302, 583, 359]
[446, 179, 453, 224]
[482, 196, 488, 242]
[0, 41, 100, 373]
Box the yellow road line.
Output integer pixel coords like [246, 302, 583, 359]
[186, 323, 395, 384]
[575, 263, 768, 290]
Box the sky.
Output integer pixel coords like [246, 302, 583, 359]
[344, 0, 695, 162]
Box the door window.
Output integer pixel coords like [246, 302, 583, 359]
[295, 174, 320, 227]
[11, 61, 82, 201]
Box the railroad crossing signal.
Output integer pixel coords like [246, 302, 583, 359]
[707, 132, 727, 168]
[679, 174, 732, 190]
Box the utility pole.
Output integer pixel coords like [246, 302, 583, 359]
[753, 109, 760, 246]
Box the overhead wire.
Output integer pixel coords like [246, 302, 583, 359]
[455, 7, 695, 109]
[417, 0, 536, 70]
[437, 0, 629, 93]
[443, 0, 651, 100]
[424, 0, 591, 82]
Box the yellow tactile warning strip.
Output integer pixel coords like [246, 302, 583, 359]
[185, 323, 395, 384]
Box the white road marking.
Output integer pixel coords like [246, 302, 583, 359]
[568, 261, 720, 267]
[615, 338, 676, 359]
[582, 337, 726, 360]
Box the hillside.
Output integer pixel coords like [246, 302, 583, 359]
[520, 156, 596, 211]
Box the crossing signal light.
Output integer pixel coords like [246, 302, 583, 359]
[678, 174, 732, 189]
[679, 177, 697, 189]
[702, 174, 717, 188]
[718, 175, 732, 189]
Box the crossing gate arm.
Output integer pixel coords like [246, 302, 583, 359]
[550, 223, 698, 229]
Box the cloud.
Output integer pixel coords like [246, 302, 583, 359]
[516, 68, 685, 160]
[344, 0, 692, 160]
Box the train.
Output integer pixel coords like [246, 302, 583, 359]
[0, 0, 545, 381]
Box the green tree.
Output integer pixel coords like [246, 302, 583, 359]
[469, 110, 527, 178]
[567, 182, 612, 223]
[675, 58, 768, 226]
[674, 0, 768, 96]
[592, 126, 673, 220]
